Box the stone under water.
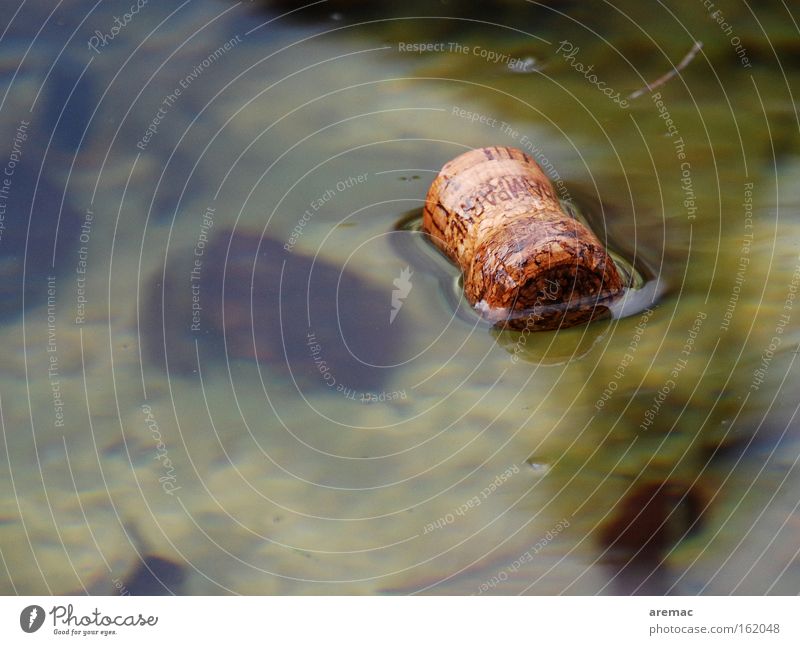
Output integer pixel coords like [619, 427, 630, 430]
[144, 228, 406, 394]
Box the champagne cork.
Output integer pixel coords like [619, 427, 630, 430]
[422, 145, 624, 330]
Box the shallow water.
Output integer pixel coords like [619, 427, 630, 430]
[1, 0, 799, 594]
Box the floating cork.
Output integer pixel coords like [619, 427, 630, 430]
[422, 145, 624, 330]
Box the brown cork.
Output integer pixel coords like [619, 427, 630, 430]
[422, 145, 624, 330]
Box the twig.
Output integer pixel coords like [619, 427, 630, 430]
[628, 41, 703, 100]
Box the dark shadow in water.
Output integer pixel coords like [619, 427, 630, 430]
[120, 556, 186, 596]
[246, 0, 581, 23]
[0, 56, 89, 321]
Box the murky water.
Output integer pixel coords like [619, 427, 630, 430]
[1, 0, 799, 594]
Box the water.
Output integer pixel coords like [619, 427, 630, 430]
[1, 0, 799, 595]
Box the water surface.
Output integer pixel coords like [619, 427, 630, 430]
[1, 0, 799, 595]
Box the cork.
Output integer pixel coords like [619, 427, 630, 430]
[422, 145, 624, 330]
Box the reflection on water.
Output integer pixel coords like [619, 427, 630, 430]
[1, 0, 799, 595]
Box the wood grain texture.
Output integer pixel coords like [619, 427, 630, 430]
[422, 146, 624, 330]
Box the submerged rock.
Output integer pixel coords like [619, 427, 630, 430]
[144, 228, 406, 393]
[599, 481, 707, 562]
